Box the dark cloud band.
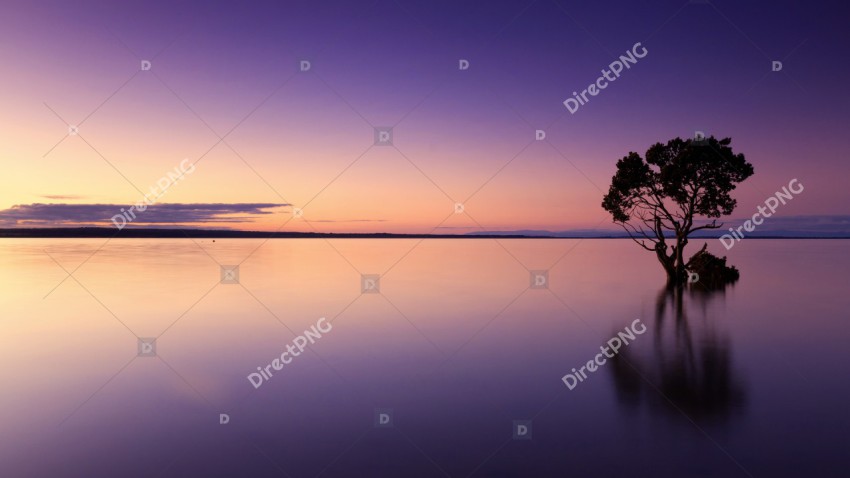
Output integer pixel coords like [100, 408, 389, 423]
[0, 203, 288, 227]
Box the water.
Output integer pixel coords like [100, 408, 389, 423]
[1, 238, 847, 477]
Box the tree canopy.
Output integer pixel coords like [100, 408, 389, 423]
[602, 136, 754, 285]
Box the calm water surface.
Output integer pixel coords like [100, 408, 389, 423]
[1, 239, 848, 477]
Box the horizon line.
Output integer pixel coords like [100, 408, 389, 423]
[1, 227, 849, 240]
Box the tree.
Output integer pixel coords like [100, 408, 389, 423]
[601, 136, 754, 286]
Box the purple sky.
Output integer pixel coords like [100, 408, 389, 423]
[1, 0, 848, 233]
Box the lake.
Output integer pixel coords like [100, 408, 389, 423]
[1, 238, 847, 477]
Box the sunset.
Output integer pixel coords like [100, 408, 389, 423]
[1, 1, 848, 477]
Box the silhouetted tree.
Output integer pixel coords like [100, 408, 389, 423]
[601, 137, 753, 285]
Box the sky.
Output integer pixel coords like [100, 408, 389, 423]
[0, 0, 848, 234]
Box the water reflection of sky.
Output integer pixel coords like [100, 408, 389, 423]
[0, 239, 848, 477]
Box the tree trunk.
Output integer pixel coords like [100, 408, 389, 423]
[656, 246, 678, 286]
[674, 237, 687, 284]
[661, 235, 689, 287]
[665, 268, 680, 288]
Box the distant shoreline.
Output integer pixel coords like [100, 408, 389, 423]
[0, 227, 847, 239]
[0, 228, 533, 239]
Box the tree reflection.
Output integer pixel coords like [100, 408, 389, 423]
[609, 286, 746, 422]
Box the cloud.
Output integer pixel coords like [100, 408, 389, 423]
[310, 219, 388, 223]
[0, 203, 288, 227]
[41, 195, 87, 200]
[692, 214, 850, 236]
[458, 215, 850, 238]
